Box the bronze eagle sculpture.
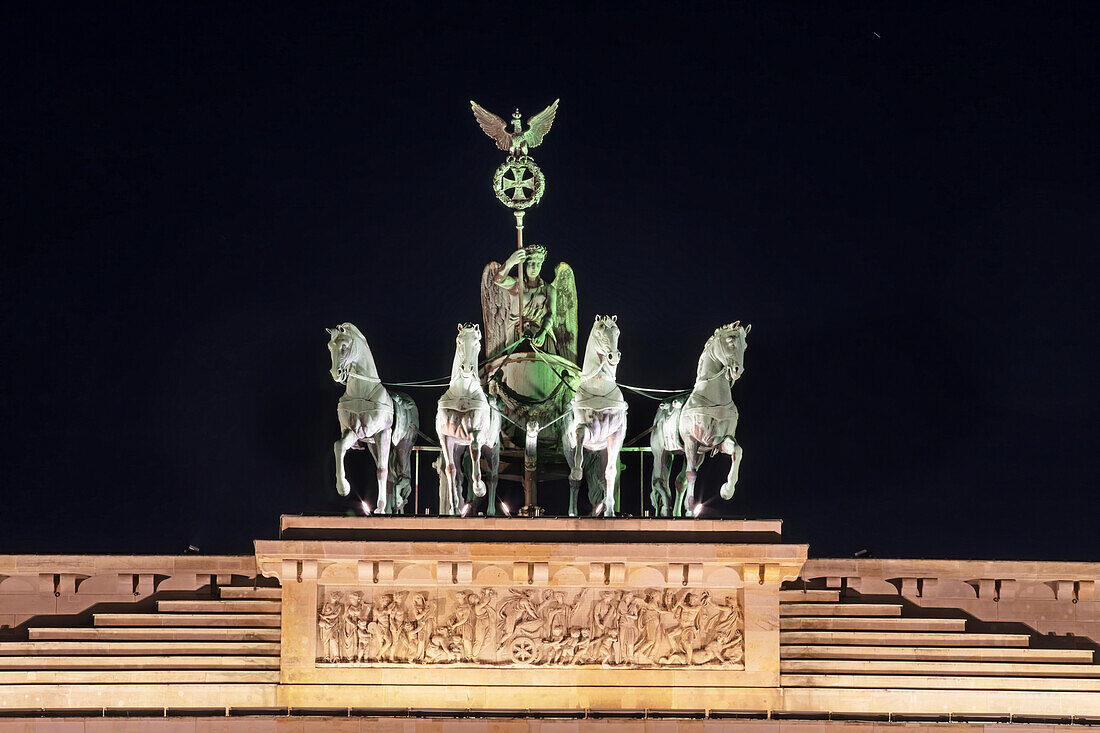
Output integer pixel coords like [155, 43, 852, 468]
[470, 98, 559, 157]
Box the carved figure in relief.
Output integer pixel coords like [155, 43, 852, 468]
[616, 593, 641, 663]
[664, 591, 710, 665]
[650, 322, 750, 517]
[470, 589, 496, 658]
[341, 591, 366, 661]
[318, 598, 342, 663]
[592, 590, 620, 640]
[327, 324, 419, 513]
[497, 589, 544, 648]
[435, 324, 503, 516]
[372, 593, 394, 661]
[447, 595, 474, 661]
[597, 628, 619, 665]
[698, 595, 744, 665]
[409, 593, 435, 663]
[386, 591, 409, 661]
[355, 616, 375, 662]
[635, 591, 665, 663]
[563, 316, 628, 516]
[560, 627, 582, 664]
[574, 627, 594, 663]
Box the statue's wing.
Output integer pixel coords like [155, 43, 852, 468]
[551, 261, 579, 364]
[470, 100, 512, 151]
[523, 98, 559, 149]
[481, 262, 511, 360]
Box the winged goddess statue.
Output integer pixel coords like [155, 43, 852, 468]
[470, 99, 559, 157]
[480, 244, 577, 363]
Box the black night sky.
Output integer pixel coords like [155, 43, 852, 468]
[2, 4, 1097, 560]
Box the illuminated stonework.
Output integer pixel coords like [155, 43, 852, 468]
[316, 586, 743, 668]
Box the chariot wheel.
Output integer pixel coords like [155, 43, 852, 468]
[509, 636, 537, 664]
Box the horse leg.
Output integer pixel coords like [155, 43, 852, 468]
[719, 437, 741, 500]
[439, 435, 458, 516]
[485, 440, 500, 517]
[468, 432, 486, 500]
[682, 439, 703, 517]
[570, 416, 585, 483]
[333, 429, 357, 497]
[649, 436, 671, 517]
[373, 427, 392, 514]
[603, 426, 625, 518]
[391, 433, 414, 514]
[562, 421, 580, 517]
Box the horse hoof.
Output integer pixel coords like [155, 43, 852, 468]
[720, 482, 736, 500]
[474, 480, 487, 498]
[337, 480, 351, 497]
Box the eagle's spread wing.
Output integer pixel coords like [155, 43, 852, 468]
[523, 98, 559, 149]
[470, 100, 512, 151]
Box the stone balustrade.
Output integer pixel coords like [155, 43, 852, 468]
[0, 555, 260, 632]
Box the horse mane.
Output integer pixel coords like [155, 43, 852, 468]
[338, 322, 368, 346]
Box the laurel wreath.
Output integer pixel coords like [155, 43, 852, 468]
[493, 156, 545, 210]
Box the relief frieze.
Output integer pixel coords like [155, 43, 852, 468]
[317, 586, 743, 668]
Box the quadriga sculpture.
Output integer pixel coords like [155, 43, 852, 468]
[326, 323, 419, 513]
[650, 322, 750, 517]
[563, 315, 628, 517]
[435, 323, 503, 516]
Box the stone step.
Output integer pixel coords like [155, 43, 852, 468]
[31, 627, 281, 642]
[781, 645, 1095, 663]
[780, 603, 902, 617]
[157, 600, 281, 613]
[781, 617, 966, 632]
[0, 655, 280, 670]
[780, 673, 1100, 692]
[0, 670, 279, 684]
[0, 641, 280, 656]
[779, 590, 841, 602]
[94, 613, 281, 627]
[782, 659, 1100, 677]
[781, 631, 1031, 647]
[219, 586, 281, 599]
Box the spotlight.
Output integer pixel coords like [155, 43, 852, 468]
[460, 503, 472, 518]
[692, 502, 703, 517]
[360, 501, 372, 516]
[500, 501, 511, 517]
[184, 545, 201, 554]
[592, 502, 605, 516]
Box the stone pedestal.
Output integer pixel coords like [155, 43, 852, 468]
[256, 516, 807, 710]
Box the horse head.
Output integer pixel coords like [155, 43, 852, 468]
[326, 322, 368, 384]
[453, 323, 482, 381]
[586, 314, 621, 374]
[707, 321, 751, 383]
